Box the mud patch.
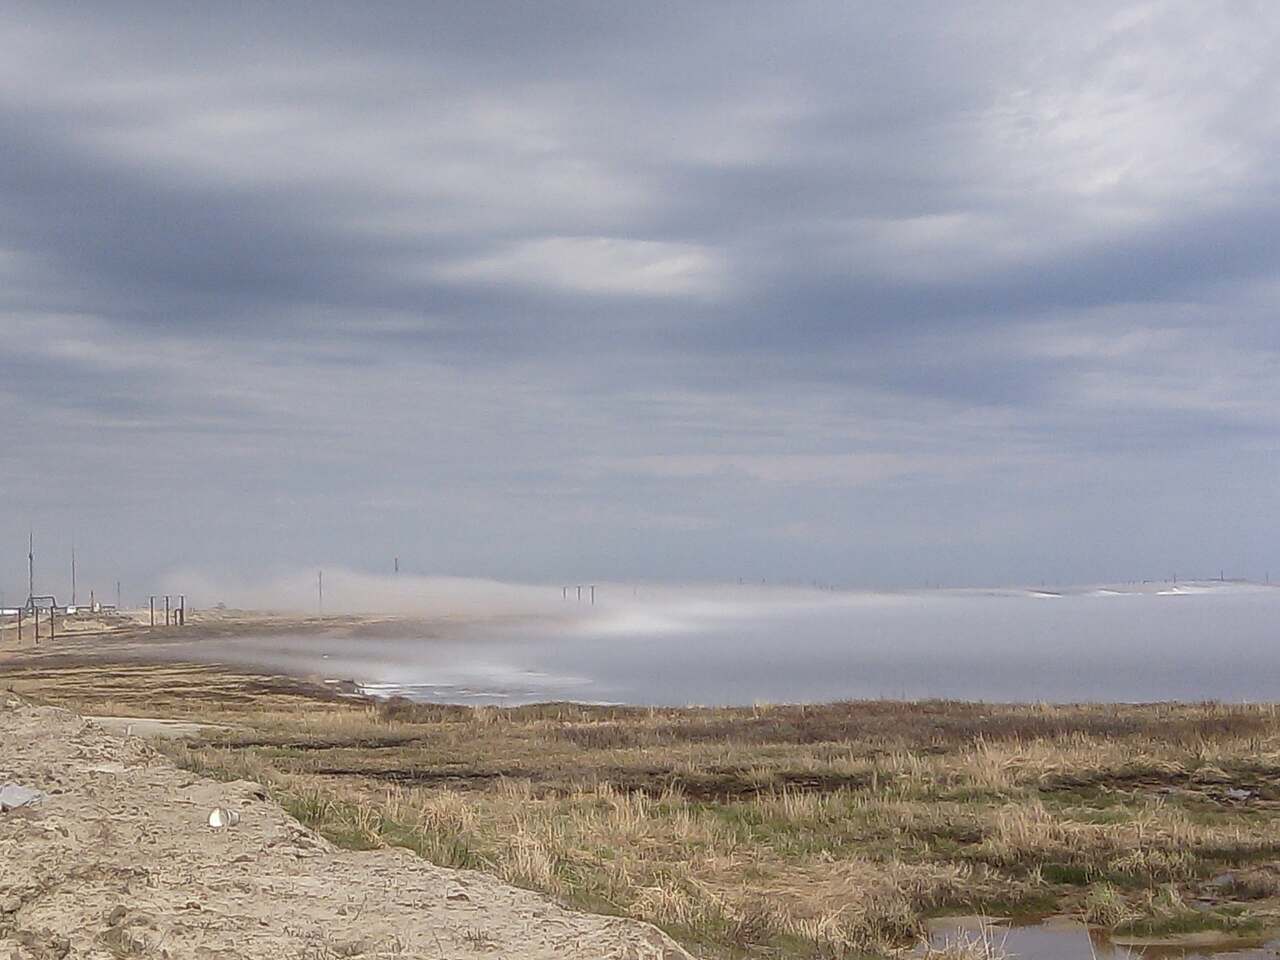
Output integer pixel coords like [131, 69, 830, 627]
[1040, 763, 1280, 807]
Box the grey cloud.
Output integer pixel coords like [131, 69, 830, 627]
[2, 2, 1279, 599]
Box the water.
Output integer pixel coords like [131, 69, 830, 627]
[166, 580, 1280, 706]
[925, 915, 1280, 960]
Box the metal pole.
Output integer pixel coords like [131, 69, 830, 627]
[150, 596, 155, 628]
[179, 594, 185, 626]
[165, 595, 170, 626]
[318, 570, 323, 615]
[576, 585, 581, 602]
[590, 585, 595, 605]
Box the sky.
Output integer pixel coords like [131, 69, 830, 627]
[2, 2, 1279, 605]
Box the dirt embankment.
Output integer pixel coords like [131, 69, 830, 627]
[0, 696, 690, 960]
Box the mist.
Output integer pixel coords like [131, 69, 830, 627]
[140, 574, 1280, 705]
[161, 568, 570, 619]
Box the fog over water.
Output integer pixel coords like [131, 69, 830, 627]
[167, 576, 1280, 705]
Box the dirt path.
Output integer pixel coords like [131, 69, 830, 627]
[0, 696, 691, 959]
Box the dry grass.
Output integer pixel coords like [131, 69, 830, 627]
[13, 660, 1280, 958]
[916, 920, 1010, 960]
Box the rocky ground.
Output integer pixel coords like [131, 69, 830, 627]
[0, 696, 690, 960]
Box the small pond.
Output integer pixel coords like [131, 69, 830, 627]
[925, 916, 1280, 960]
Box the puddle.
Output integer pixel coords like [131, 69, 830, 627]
[924, 916, 1280, 960]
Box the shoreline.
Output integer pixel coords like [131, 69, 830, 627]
[11, 601, 1280, 708]
[8, 610, 1280, 710]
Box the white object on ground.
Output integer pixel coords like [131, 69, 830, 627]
[0, 782, 45, 811]
[208, 807, 241, 828]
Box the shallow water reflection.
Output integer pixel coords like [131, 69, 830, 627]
[926, 916, 1280, 960]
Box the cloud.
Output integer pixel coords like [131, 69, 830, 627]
[1, 1, 1279, 599]
[434, 237, 725, 297]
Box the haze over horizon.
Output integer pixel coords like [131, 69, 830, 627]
[3, 3, 1279, 600]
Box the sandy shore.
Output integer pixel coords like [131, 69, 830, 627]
[0, 694, 690, 959]
[0, 607, 397, 660]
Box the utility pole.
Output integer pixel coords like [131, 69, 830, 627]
[27, 530, 34, 610]
[318, 570, 323, 615]
[116, 581, 121, 609]
[71, 547, 76, 607]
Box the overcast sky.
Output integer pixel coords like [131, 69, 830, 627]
[2, 2, 1278, 603]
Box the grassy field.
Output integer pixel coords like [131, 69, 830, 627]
[8, 655, 1280, 958]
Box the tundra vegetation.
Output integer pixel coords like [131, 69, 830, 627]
[8, 656, 1280, 958]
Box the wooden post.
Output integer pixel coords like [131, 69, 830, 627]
[34, 606, 39, 643]
[49, 606, 55, 641]
[165, 595, 170, 626]
[150, 596, 155, 628]
[15, 609, 21, 645]
[179, 594, 185, 626]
